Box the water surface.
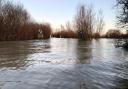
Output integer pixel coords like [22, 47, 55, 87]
[0, 38, 128, 89]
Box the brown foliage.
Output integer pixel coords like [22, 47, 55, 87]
[52, 30, 77, 38]
[18, 23, 39, 40]
[18, 23, 52, 40]
[52, 24, 77, 38]
[0, 0, 30, 41]
[40, 24, 52, 39]
[0, 0, 51, 41]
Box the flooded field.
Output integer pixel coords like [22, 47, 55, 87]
[0, 38, 128, 89]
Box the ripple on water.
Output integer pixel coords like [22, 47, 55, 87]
[0, 39, 128, 89]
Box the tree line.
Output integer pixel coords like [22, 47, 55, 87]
[0, 0, 128, 41]
[0, 0, 105, 41]
[52, 4, 105, 39]
[52, 2, 128, 39]
[0, 0, 51, 41]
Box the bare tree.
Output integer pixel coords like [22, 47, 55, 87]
[116, 0, 128, 27]
[115, 0, 128, 48]
[0, 0, 30, 40]
[95, 10, 104, 37]
[75, 4, 95, 40]
[66, 22, 72, 31]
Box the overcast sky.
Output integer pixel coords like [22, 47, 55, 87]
[13, 0, 117, 32]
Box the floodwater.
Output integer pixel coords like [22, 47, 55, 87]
[0, 38, 128, 89]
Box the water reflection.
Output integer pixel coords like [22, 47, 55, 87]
[0, 40, 51, 69]
[48, 39, 92, 64]
[76, 40, 92, 64]
[0, 38, 128, 89]
[0, 41, 28, 70]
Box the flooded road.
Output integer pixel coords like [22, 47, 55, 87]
[0, 38, 128, 89]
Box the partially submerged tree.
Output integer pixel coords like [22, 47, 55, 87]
[52, 22, 77, 38]
[94, 10, 104, 38]
[65, 22, 77, 38]
[0, 0, 30, 40]
[40, 23, 52, 39]
[75, 4, 95, 40]
[0, 0, 52, 40]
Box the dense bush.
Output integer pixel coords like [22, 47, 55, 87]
[105, 30, 122, 38]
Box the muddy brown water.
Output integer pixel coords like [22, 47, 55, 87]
[0, 38, 128, 89]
